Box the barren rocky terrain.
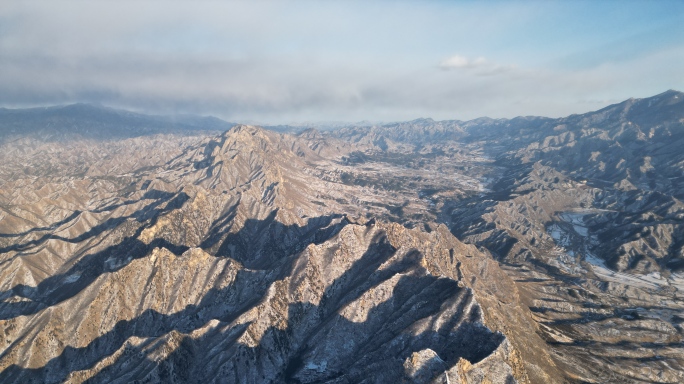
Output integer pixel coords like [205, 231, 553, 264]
[2, 91, 684, 383]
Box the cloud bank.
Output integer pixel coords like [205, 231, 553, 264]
[1, 1, 683, 123]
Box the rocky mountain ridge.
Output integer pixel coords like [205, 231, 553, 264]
[0, 124, 533, 383]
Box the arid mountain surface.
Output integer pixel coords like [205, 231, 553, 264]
[1, 91, 684, 383]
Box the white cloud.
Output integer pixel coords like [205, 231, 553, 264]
[438, 54, 518, 77]
[439, 55, 488, 69]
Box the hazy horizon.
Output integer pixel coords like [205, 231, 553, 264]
[3, 88, 680, 128]
[1, 1, 683, 124]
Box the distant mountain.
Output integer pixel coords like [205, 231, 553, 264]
[466, 90, 684, 196]
[0, 103, 235, 141]
[438, 90, 684, 272]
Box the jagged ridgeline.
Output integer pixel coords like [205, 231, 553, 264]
[1, 90, 684, 383]
[0, 120, 528, 383]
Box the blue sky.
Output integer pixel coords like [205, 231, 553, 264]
[1, 1, 683, 123]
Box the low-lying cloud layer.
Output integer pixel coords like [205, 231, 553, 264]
[1, 1, 683, 123]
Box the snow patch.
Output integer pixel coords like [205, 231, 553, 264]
[63, 272, 81, 284]
[304, 360, 328, 373]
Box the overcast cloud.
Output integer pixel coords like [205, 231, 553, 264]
[1, 1, 683, 123]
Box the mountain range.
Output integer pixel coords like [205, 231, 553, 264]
[1, 90, 684, 383]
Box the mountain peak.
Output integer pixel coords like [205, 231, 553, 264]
[227, 123, 261, 132]
[410, 117, 435, 124]
[661, 89, 683, 96]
